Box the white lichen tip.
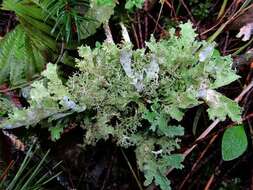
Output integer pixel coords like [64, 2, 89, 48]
[120, 22, 131, 43]
[236, 23, 253, 41]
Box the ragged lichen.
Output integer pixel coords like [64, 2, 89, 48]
[0, 22, 241, 190]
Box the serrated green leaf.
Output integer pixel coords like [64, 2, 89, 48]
[222, 124, 248, 161]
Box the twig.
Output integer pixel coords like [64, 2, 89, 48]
[137, 12, 144, 47]
[100, 148, 116, 190]
[0, 160, 15, 181]
[178, 134, 218, 190]
[147, 13, 165, 32]
[121, 148, 143, 190]
[132, 23, 140, 48]
[204, 161, 222, 190]
[222, 31, 230, 55]
[144, 0, 149, 41]
[164, 0, 176, 17]
[144, 14, 148, 41]
[235, 81, 253, 102]
[204, 174, 214, 190]
[183, 119, 220, 158]
[178, 0, 195, 24]
[153, 1, 164, 34]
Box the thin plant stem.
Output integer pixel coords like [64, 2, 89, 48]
[232, 37, 253, 55]
[217, 0, 228, 19]
[121, 148, 143, 190]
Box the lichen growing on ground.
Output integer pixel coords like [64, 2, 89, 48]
[0, 22, 241, 190]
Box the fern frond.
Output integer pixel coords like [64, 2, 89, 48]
[0, 26, 26, 85]
[0, 26, 50, 86]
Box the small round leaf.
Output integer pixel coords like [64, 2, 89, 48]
[222, 124, 248, 161]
